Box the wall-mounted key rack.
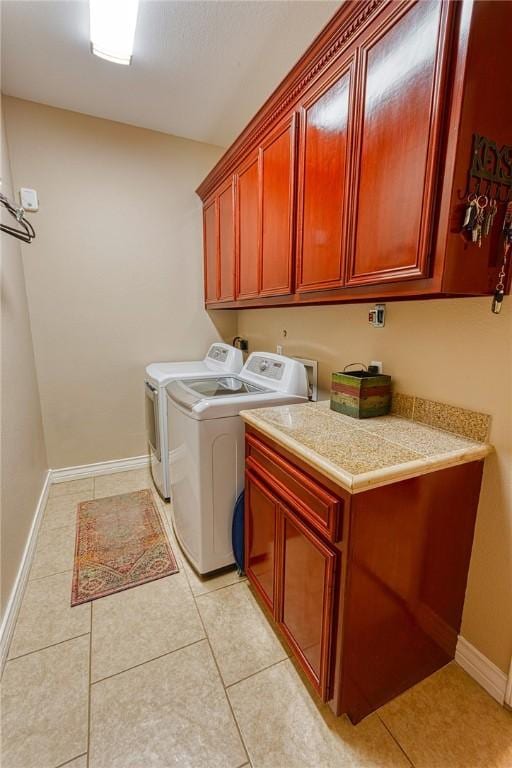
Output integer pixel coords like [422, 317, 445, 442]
[459, 133, 512, 203]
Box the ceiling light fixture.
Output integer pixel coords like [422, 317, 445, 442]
[89, 0, 139, 66]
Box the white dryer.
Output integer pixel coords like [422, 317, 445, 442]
[166, 352, 308, 574]
[144, 343, 243, 500]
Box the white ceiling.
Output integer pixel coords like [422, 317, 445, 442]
[1, 0, 341, 148]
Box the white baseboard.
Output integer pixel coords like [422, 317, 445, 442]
[51, 454, 150, 483]
[0, 455, 150, 671]
[455, 636, 508, 704]
[0, 470, 52, 672]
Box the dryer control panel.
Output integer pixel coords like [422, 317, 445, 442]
[207, 345, 229, 363]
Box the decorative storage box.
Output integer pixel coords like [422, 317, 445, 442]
[331, 370, 391, 418]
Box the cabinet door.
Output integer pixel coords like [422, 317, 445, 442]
[260, 114, 297, 297]
[236, 156, 260, 299]
[203, 198, 218, 303]
[296, 58, 355, 292]
[347, 1, 452, 286]
[278, 504, 337, 700]
[245, 470, 279, 613]
[218, 179, 236, 301]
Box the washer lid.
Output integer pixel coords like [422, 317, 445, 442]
[145, 344, 243, 386]
[146, 360, 209, 385]
[181, 377, 269, 398]
[166, 376, 269, 409]
[166, 378, 307, 420]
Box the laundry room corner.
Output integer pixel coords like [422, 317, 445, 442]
[2, 96, 235, 469]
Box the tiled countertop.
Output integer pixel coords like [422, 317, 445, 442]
[240, 401, 493, 494]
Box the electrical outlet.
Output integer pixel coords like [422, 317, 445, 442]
[276, 344, 283, 355]
[369, 361, 383, 374]
[368, 304, 386, 327]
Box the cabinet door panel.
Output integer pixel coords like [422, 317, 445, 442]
[348, 1, 448, 286]
[245, 471, 278, 613]
[218, 181, 236, 301]
[297, 61, 354, 292]
[204, 199, 218, 303]
[278, 505, 337, 699]
[237, 158, 260, 299]
[260, 115, 296, 296]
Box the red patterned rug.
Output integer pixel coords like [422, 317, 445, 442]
[71, 488, 178, 605]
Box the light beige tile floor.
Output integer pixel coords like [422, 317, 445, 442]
[196, 581, 287, 686]
[8, 570, 90, 660]
[1, 469, 511, 768]
[29, 522, 77, 580]
[40, 491, 90, 533]
[379, 662, 512, 768]
[1, 635, 89, 768]
[228, 658, 412, 768]
[91, 570, 205, 682]
[49, 477, 94, 499]
[89, 640, 247, 768]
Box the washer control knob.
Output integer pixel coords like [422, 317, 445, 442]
[259, 360, 269, 372]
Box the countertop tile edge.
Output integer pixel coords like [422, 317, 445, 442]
[240, 409, 493, 495]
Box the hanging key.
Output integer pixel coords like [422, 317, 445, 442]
[503, 201, 512, 241]
[471, 196, 487, 247]
[483, 198, 497, 237]
[492, 287, 504, 314]
[491, 241, 510, 315]
[463, 194, 477, 229]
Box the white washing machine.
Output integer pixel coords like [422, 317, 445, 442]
[144, 343, 243, 501]
[166, 352, 308, 574]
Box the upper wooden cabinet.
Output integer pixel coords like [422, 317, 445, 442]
[296, 57, 355, 293]
[218, 179, 236, 301]
[202, 178, 236, 304]
[347, 1, 451, 286]
[260, 114, 297, 297]
[234, 116, 297, 302]
[203, 198, 218, 304]
[198, 0, 511, 309]
[236, 155, 259, 300]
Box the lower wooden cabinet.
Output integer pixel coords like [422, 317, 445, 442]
[245, 462, 339, 701]
[245, 470, 278, 613]
[278, 504, 337, 699]
[244, 426, 485, 723]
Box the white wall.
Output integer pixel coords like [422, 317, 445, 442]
[1, 108, 48, 618]
[237, 299, 512, 674]
[3, 97, 237, 468]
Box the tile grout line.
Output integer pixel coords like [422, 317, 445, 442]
[192, 591, 251, 767]
[7, 631, 91, 664]
[55, 753, 88, 768]
[89, 636, 206, 686]
[29, 566, 75, 583]
[28, 567, 74, 584]
[376, 711, 417, 767]
[224, 656, 289, 691]
[190, 576, 248, 599]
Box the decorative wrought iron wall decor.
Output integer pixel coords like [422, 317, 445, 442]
[459, 133, 512, 202]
